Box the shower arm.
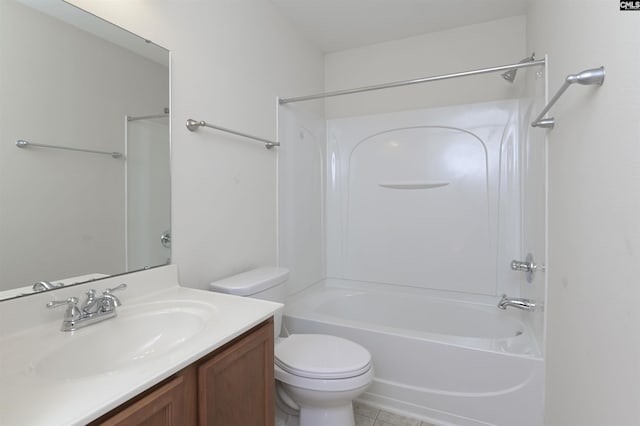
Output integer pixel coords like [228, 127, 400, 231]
[531, 66, 605, 129]
[531, 80, 572, 128]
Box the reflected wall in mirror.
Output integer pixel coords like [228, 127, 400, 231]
[0, 0, 170, 300]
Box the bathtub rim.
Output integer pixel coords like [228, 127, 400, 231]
[284, 277, 543, 359]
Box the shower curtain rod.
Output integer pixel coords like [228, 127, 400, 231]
[279, 59, 546, 104]
[15, 139, 122, 158]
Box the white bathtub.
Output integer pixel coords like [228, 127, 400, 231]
[283, 279, 544, 426]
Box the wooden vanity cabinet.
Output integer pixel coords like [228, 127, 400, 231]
[198, 316, 274, 426]
[90, 318, 274, 426]
[91, 369, 196, 426]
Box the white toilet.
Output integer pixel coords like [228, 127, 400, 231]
[209, 267, 374, 426]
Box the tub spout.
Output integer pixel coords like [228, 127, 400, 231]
[498, 294, 536, 311]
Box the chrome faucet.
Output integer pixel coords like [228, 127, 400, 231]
[498, 294, 536, 311]
[47, 284, 127, 331]
[33, 281, 63, 292]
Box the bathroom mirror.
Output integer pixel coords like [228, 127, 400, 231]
[0, 0, 170, 300]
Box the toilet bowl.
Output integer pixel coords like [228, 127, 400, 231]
[209, 267, 374, 426]
[275, 333, 373, 426]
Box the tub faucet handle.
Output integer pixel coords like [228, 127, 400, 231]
[511, 259, 533, 272]
[511, 253, 538, 283]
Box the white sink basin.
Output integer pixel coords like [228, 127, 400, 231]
[0, 266, 282, 426]
[35, 301, 212, 381]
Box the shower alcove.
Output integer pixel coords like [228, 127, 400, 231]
[278, 72, 547, 426]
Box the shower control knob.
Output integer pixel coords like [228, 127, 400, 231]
[511, 253, 537, 284]
[511, 259, 533, 272]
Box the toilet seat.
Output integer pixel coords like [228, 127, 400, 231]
[275, 334, 372, 380]
[274, 334, 373, 392]
[275, 363, 374, 392]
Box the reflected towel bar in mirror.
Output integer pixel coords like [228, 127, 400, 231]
[378, 181, 449, 190]
[16, 140, 123, 158]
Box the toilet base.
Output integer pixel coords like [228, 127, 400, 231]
[299, 404, 355, 426]
[275, 406, 299, 426]
[276, 403, 355, 426]
[277, 380, 372, 426]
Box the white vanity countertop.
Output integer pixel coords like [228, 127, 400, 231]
[0, 265, 282, 426]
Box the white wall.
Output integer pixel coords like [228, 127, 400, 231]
[0, 0, 167, 289]
[68, 0, 325, 290]
[527, 2, 640, 424]
[324, 16, 527, 118]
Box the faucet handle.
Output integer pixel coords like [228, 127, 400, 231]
[46, 297, 82, 321]
[46, 296, 78, 309]
[103, 283, 127, 295]
[102, 283, 127, 308]
[511, 253, 537, 283]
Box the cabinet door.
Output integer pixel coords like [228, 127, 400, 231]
[94, 374, 190, 426]
[198, 319, 274, 426]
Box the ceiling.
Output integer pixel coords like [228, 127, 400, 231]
[270, 0, 528, 53]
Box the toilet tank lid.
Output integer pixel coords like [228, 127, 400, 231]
[209, 267, 289, 296]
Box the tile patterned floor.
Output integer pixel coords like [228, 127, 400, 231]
[354, 402, 436, 426]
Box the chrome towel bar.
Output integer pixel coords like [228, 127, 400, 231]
[531, 66, 605, 129]
[16, 140, 122, 158]
[186, 119, 279, 150]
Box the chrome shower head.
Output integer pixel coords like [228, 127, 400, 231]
[501, 53, 536, 83]
[566, 66, 605, 86]
[501, 69, 518, 83]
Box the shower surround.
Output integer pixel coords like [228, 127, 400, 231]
[325, 100, 524, 298]
[279, 99, 544, 425]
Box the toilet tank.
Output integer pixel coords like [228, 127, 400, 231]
[209, 267, 289, 301]
[209, 267, 289, 337]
